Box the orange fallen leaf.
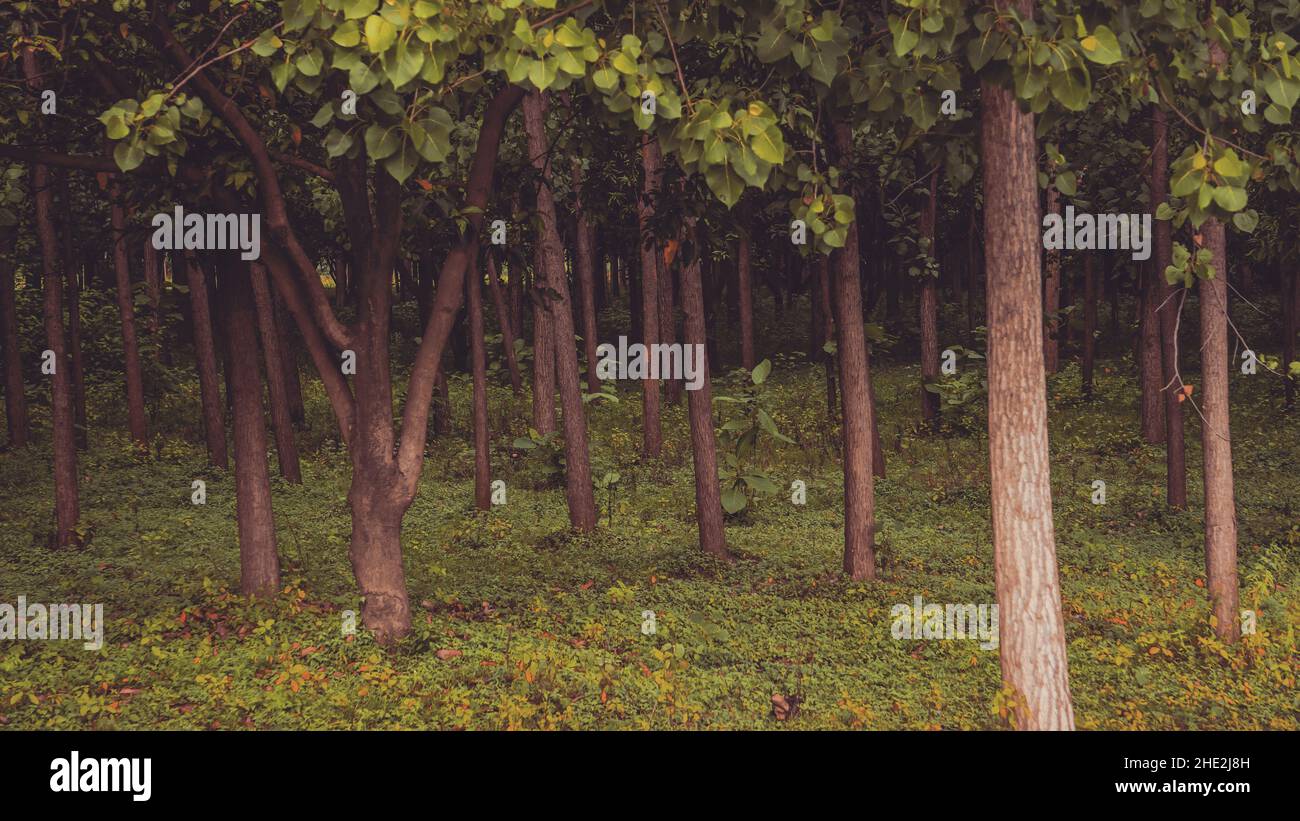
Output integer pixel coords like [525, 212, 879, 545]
[435, 648, 462, 660]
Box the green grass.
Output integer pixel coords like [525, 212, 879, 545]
[1, 294, 1297, 730]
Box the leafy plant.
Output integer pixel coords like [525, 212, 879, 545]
[714, 359, 794, 515]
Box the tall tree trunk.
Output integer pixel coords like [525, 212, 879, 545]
[1151, 108, 1186, 506]
[183, 252, 228, 468]
[1199, 219, 1239, 643]
[737, 207, 755, 370]
[110, 185, 149, 448]
[572, 158, 603, 395]
[1082, 254, 1097, 399]
[33, 163, 80, 548]
[0, 230, 30, 448]
[221, 259, 281, 596]
[531, 240, 557, 435]
[1140, 264, 1166, 443]
[681, 223, 731, 558]
[272, 289, 305, 426]
[638, 134, 663, 457]
[920, 174, 940, 429]
[142, 239, 162, 359]
[57, 172, 87, 450]
[830, 121, 877, 581]
[817, 257, 838, 416]
[468, 249, 491, 510]
[250, 262, 302, 484]
[659, 250, 682, 405]
[980, 13, 1076, 728]
[524, 90, 597, 531]
[486, 253, 524, 394]
[1043, 185, 1061, 375]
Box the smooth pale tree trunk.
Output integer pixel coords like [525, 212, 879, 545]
[1043, 185, 1061, 375]
[638, 134, 663, 457]
[524, 91, 597, 531]
[737, 206, 755, 371]
[531, 240, 557, 435]
[680, 224, 731, 559]
[33, 163, 80, 548]
[467, 249, 491, 510]
[110, 185, 149, 448]
[1151, 108, 1186, 506]
[920, 174, 940, 428]
[183, 252, 227, 468]
[1082, 255, 1097, 398]
[981, 13, 1075, 728]
[0, 231, 31, 448]
[1199, 219, 1239, 644]
[249, 262, 302, 484]
[485, 254, 523, 394]
[58, 172, 87, 450]
[571, 159, 603, 394]
[830, 121, 877, 581]
[220, 259, 281, 597]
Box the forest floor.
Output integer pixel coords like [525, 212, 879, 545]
[1, 295, 1298, 730]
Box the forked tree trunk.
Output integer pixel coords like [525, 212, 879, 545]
[919, 174, 940, 429]
[980, 12, 1075, 728]
[680, 224, 731, 559]
[638, 133, 663, 457]
[33, 163, 79, 548]
[221, 259, 281, 596]
[572, 158, 603, 395]
[485, 253, 523, 394]
[1151, 108, 1186, 506]
[250, 261, 302, 484]
[830, 121, 877, 581]
[524, 90, 597, 530]
[467, 249, 491, 510]
[183, 252, 228, 468]
[0, 230, 31, 448]
[1199, 219, 1239, 644]
[1043, 185, 1061, 375]
[110, 185, 149, 448]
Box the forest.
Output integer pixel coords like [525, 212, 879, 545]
[0, 0, 1297, 732]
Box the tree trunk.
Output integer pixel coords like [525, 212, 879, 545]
[737, 208, 755, 370]
[818, 257, 838, 416]
[57, 172, 87, 450]
[142, 238, 162, 359]
[638, 134, 663, 457]
[1043, 185, 1061, 375]
[524, 91, 597, 531]
[273, 289, 306, 425]
[250, 261, 302, 484]
[572, 158, 603, 395]
[1151, 108, 1186, 506]
[530, 238, 557, 435]
[1199, 219, 1239, 644]
[221, 259, 281, 596]
[110, 185, 149, 448]
[467, 249, 491, 510]
[980, 18, 1076, 728]
[485, 253, 524, 394]
[659, 249, 682, 405]
[1140, 263, 1166, 443]
[830, 121, 877, 581]
[1082, 255, 1097, 399]
[681, 223, 731, 559]
[920, 174, 940, 428]
[0, 230, 30, 448]
[34, 163, 80, 548]
[183, 252, 228, 468]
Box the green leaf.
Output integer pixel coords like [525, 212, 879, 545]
[344, 0, 378, 20]
[751, 358, 772, 385]
[1211, 185, 1247, 212]
[721, 484, 748, 514]
[113, 141, 145, 172]
[750, 125, 785, 164]
[1232, 209, 1258, 233]
[364, 123, 401, 159]
[332, 20, 361, 47]
[1079, 25, 1122, 65]
[365, 15, 397, 54]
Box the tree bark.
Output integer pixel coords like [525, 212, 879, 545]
[183, 252, 228, 468]
[830, 121, 877, 581]
[485, 253, 524, 394]
[110, 185, 149, 448]
[221, 259, 281, 596]
[1150, 108, 1186, 506]
[681, 224, 731, 559]
[273, 288, 306, 425]
[571, 158, 603, 395]
[1043, 185, 1061, 375]
[638, 134, 663, 457]
[818, 257, 838, 416]
[0, 230, 30, 448]
[524, 91, 596, 531]
[33, 163, 80, 548]
[980, 20, 1076, 728]
[467, 248, 491, 510]
[530, 238, 557, 435]
[57, 172, 88, 450]
[1199, 219, 1239, 644]
[1140, 262, 1166, 443]
[737, 206, 755, 370]
[250, 261, 302, 484]
[920, 174, 940, 428]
